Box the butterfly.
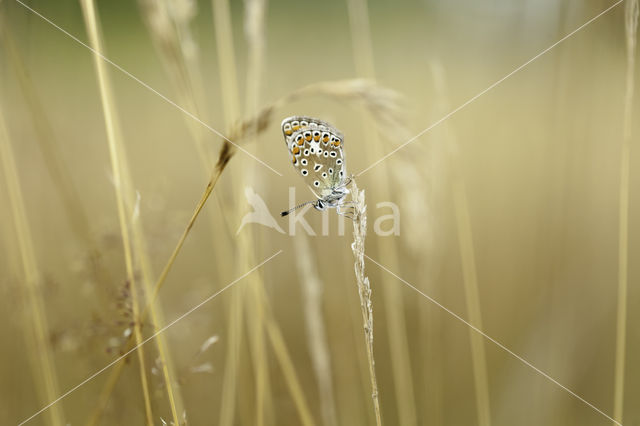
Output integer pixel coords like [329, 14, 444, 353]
[280, 116, 353, 217]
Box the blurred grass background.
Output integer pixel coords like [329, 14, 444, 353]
[1, 0, 639, 425]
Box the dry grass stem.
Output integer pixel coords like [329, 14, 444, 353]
[394, 134, 447, 425]
[79, 1, 155, 424]
[264, 305, 315, 426]
[613, 0, 638, 423]
[430, 61, 492, 426]
[212, 0, 240, 125]
[346, 1, 416, 423]
[7, 2, 634, 426]
[0, 22, 96, 256]
[350, 181, 382, 426]
[137, 0, 209, 162]
[211, 1, 244, 424]
[239, 2, 273, 424]
[87, 10, 405, 419]
[0, 98, 66, 426]
[295, 235, 339, 426]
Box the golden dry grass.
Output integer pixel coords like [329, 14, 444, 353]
[1, 1, 638, 426]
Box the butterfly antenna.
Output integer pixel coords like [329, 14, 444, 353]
[280, 200, 316, 217]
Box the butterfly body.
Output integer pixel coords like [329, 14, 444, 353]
[280, 116, 352, 216]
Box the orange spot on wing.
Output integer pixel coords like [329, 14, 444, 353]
[313, 135, 320, 141]
[292, 146, 300, 154]
[305, 134, 312, 141]
[284, 129, 292, 135]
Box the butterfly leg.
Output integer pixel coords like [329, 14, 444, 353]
[337, 203, 356, 213]
[338, 201, 358, 214]
[338, 211, 356, 221]
[335, 201, 357, 213]
[337, 204, 357, 220]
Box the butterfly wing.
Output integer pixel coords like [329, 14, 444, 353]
[281, 116, 347, 198]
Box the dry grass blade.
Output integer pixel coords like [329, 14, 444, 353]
[0, 97, 66, 426]
[350, 180, 382, 426]
[79, 1, 154, 424]
[613, 0, 638, 423]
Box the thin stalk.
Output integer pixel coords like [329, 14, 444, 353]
[0, 22, 96, 258]
[144, 165, 224, 313]
[218, 286, 244, 426]
[244, 252, 316, 426]
[346, 1, 416, 424]
[430, 62, 492, 426]
[241, 0, 272, 423]
[87, 157, 227, 425]
[79, 40, 401, 422]
[79, 1, 153, 424]
[0, 96, 65, 426]
[84, 74, 401, 422]
[212, 0, 241, 125]
[452, 178, 492, 426]
[613, 0, 638, 423]
[137, 0, 211, 166]
[211, 0, 244, 423]
[350, 181, 382, 426]
[294, 234, 339, 426]
[245, 272, 270, 426]
[265, 310, 315, 426]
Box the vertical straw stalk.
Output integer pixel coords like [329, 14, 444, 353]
[240, 1, 272, 424]
[239, 2, 315, 424]
[393, 150, 446, 425]
[211, 0, 244, 424]
[87, 116, 231, 426]
[350, 180, 382, 426]
[294, 235, 339, 426]
[79, 1, 154, 424]
[0, 22, 101, 271]
[613, 0, 638, 423]
[346, 0, 416, 424]
[5, 10, 182, 423]
[137, 0, 211, 165]
[430, 62, 492, 426]
[78, 2, 190, 424]
[0, 96, 65, 426]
